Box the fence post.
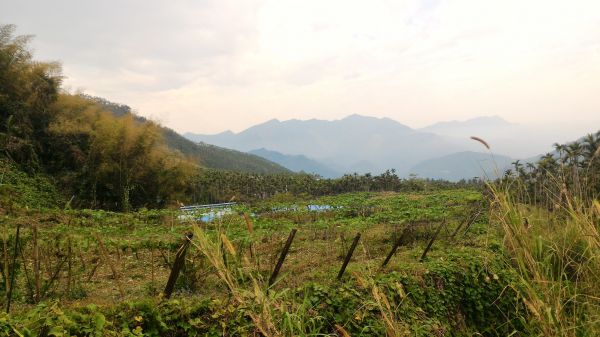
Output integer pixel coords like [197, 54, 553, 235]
[242, 213, 255, 258]
[420, 220, 446, 262]
[95, 234, 125, 299]
[163, 232, 193, 299]
[451, 209, 480, 239]
[32, 225, 41, 302]
[268, 229, 297, 289]
[337, 233, 361, 280]
[381, 226, 410, 268]
[6, 225, 21, 314]
[461, 211, 481, 238]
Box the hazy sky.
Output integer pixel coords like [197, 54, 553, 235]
[2, 0, 599, 135]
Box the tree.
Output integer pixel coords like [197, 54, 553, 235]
[0, 24, 62, 169]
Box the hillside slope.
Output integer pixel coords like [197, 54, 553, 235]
[409, 151, 513, 181]
[248, 148, 340, 178]
[185, 114, 471, 175]
[0, 158, 63, 210]
[85, 95, 291, 174]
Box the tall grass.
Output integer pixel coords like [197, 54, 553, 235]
[189, 225, 403, 336]
[489, 177, 600, 336]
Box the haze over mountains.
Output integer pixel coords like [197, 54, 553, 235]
[183, 114, 597, 180]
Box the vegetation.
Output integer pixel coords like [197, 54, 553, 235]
[1, 23, 598, 336]
[485, 133, 600, 336]
[85, 94, 292, 175]
[503, 131, 600, 205]
[190, 168, 482, 204]
[1, 189, 530, 336]
[0, 24, 197, 211]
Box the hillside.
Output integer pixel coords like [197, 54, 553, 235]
[0, 158, 63, 211]
[185, 114, 471, 176]
[409, 151, 514, 181]
[418, 116, 590, 158]
[85, 95, 290, 174]
[248, 148, 340, 178]
[419, 116, 514, 136]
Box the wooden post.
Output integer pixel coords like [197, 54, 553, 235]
[41, 256, 66, 299]
[163, 232, 193, 299]
[2, 228, 9, 296]
[381, 226, 410, 268]
[420, 220, 446, 262]
[6, 225, 21, 313]
[17, 239, 34, 303]
[268, 229, 297, 288]
[337, 233, 361, 280]
[451, 209, 479, 239]
[33, 225, 41, 302]
[87, 254, 102, 282]
[243, 213, 254, 233]
[150, 248, 155, 285]
[461, 211, 481, 238]
[243, 212, 255, 258]
[221, 238, 228, 269]
[95, 234, 125, 299]
[67, 237, 72, 295]
[450, 218, 467, 239]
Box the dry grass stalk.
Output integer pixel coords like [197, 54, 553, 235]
[470, 136, 490, 149]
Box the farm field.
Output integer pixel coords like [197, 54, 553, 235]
[1, 189, 529, 336]
[1, 11, 600, 337]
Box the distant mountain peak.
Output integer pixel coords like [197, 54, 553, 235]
[249, 148, 341, 178]
[420, 115, 515, 138]
[468, 115, 512, 124]
[424, 115, 512, 128]
[342, 113, 369, 120]
[341, 114, 396, 122]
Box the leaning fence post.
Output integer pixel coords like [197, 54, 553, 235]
[381, 226, 410, 268]
[268, 229, 297, 289]
[163, 232, 193, 299]
[337, 233, 361, 280]
[451, 209, 479, 239]
[95, 233, 125, 299]
[461, 211, 481, 238]
[420, 220, 446, 262]
[242, 213, 255, 258]
[5, 225, 20, 314]
[32, 225, 41, 303]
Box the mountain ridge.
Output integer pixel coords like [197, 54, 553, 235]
[84, 95, 291, 174]
[184, 114, 474, 176]
[248, 148, 341, 178]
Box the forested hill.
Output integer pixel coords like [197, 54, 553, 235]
[84, 95, 290, 174]
[0, 24, 287, 211]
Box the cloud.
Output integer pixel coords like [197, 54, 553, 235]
[1, 0, 599, 134]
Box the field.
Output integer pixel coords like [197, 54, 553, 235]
[1, 189, 535, 336]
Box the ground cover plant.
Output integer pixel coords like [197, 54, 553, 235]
[1, 188, 535, 336]
[1, 22, 599, 337]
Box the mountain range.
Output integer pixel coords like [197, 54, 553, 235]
[184, 115, 530, 180]
[248, 148, 341, 178]
[186, 115, 469, 176]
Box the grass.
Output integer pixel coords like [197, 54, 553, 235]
[2, 185, 597, 335]
[489, 182, 600, 336]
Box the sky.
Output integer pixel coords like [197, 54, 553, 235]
[1, 0, 599, 135]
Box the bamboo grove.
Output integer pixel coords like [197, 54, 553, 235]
[1, 23, 481, 212]
[0, 24, 196, 211]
